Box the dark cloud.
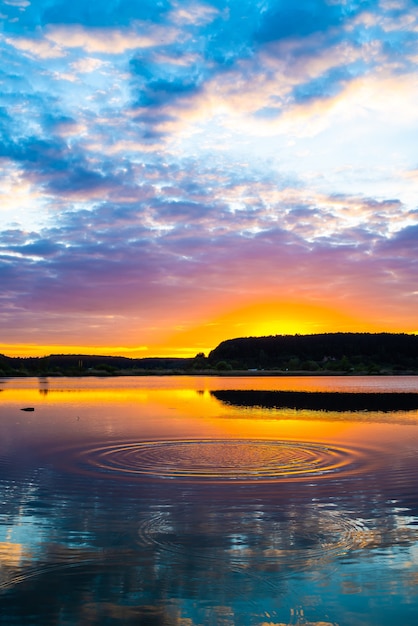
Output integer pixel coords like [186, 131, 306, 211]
[132, 73, 202, 108]
[129, 51, 205, 113]
[0, 129, 131, 198]
[7, 238, 62, 258]
[378, 224, 418, 254]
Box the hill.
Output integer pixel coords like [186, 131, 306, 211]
[207, 332, 418, 373]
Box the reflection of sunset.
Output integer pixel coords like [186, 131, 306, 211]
[0, 541, 28, 567]
[1, 379, 417, 449]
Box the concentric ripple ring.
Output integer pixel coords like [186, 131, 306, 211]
[73, 439, 365, 482]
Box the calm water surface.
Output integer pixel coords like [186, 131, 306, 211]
[1, 376, 418, 625]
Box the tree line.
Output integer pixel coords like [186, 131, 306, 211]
[207, 332, 418, 373]
[1, 333, 417, 376]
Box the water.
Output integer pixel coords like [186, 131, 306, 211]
[1, 376, 418, 625]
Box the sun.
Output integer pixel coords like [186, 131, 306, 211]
[155, 299, 378, 357]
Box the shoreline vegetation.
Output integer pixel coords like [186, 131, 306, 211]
[1, 333, 418, 377]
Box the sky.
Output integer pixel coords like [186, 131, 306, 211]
[1, 0, 418, 358]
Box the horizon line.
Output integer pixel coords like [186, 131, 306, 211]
[1, 330, 418, 361]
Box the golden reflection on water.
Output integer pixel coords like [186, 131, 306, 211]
[1, 376, 418, 454]
[0, 542, 29, 567]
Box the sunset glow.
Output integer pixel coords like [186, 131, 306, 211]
[1, 1, 418, 357]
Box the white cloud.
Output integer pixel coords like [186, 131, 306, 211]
[70, 57, 107, 74]
[46, 24, 179, 54]
[3, 0, 30, 7]
[169, 1, 219, 26]
[5, 36, 65, 58]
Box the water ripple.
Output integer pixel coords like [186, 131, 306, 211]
[69, 439, 366, 483]
[136, 506, 371, 576]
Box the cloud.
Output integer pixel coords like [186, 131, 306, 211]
[0, 169, 415, 313]
[4, 0, 30, 6]
[70, 57, 107, 73]
[378, 223, 418, 254]
[1, 188, 417, 348]
[168, 2, 219, 26]
[0, 162, 44, 224]
[5, 35, 65, 58]
[45, 24, 179, 54]
[1, 0, 418, 352]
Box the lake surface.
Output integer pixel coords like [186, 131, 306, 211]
[1, 375, 418, 625]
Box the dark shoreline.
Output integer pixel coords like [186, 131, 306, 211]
[211, 389, 418, 412]
[1, 369, 417, 379]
